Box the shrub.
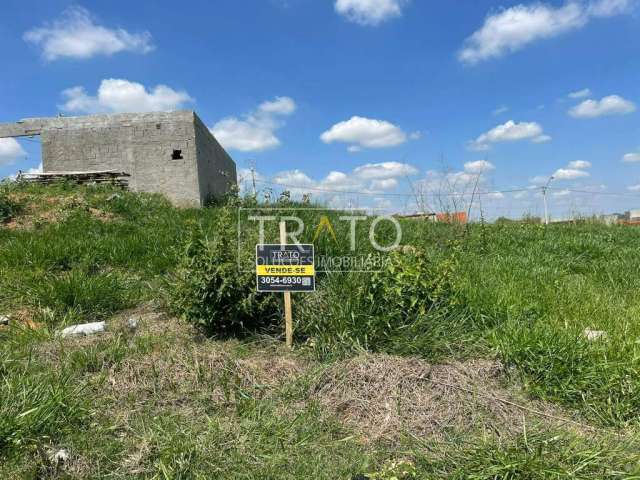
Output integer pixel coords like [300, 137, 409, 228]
[0, 187, 20, 223]
[167, 209, 280, 335]
[298, 245, 469, 358]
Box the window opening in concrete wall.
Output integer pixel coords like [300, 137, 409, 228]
[171, 149, 183, 160]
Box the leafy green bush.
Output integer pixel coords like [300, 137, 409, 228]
[298, 246, 472, 358]
[0, 187, 20, 223]
[168, 209, 280, 335]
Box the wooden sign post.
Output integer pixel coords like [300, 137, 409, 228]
[255, 224, 315, 349]
[280, 221, 293, 348]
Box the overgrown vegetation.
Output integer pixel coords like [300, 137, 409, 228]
[167, 209, 281, 335]
[2, 182, 640, 477]
[0, 183, 21, 223]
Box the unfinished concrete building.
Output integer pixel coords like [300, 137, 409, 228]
[0, 111, 237, 206]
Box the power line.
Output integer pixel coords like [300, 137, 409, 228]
[251, 178, 640, 200]
[548, 187, 640, 198]
[254, 178, 532, 198]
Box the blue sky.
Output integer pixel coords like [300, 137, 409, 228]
[1, 0, 639, 218]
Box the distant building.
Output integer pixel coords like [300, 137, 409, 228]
[397, 211, 468, 224]
[628, 210, 640, 221]
[397, 212, 437, 221]
[0, 111, 236, 207]
[436, 211, 468, 224]
[600, 214, 619, 225]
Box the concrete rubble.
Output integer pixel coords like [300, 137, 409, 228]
[583, 328, 608, 341]
[58, 321, 106, 338]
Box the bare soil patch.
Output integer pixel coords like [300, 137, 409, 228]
[1, 193, 116, 230]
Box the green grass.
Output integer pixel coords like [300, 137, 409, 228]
[451, 224, 640, 426]
[2, 183, 640, 477]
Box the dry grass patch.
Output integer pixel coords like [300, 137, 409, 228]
[93, 308, 310, 426]
[310, 354, 588, 443]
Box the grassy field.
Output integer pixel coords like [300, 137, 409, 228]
[1, 182, 640, 479]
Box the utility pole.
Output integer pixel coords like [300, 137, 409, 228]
[542, 175, 554, 225]
[247, 159, 257, 197]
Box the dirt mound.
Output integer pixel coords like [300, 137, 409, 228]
[2, 193, 116, 230]
[311, 354, 581, 443]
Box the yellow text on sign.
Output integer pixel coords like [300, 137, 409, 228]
[256, 265, 315, 276]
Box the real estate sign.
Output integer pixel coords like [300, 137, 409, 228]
[256, 244, 315, 292]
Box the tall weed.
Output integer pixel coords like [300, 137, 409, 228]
[167, 209, 280, 335]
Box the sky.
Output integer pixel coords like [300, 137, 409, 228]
[1, 0, 639, 219]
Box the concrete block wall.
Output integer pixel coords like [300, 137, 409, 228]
[193, 113, 237, 204]
[32, 111, 236, 207]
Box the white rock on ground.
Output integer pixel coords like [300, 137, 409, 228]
[583, 328, 608, 341]
[52, 449, 69, 464]
[0, 315, 9, 325]
[126, 317, 138, 331]
[58, 321, 106, 338]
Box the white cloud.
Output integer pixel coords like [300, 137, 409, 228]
[513, 190, 529, 199]
[334, 0, 408, 26]
[568, 88, 592, 99]
[25, 162, 43, 175]
[464, 160, 495, 173]
[419, 169, 482, 198]
[628, 184, 640, 191]
[319, 171, 363, 191]
[531, 134, 552, 143]
[370, 178, 399, 190]
[352, 161, 418, 179]
[6, 162, 43, 181]
[458, 0, 634, 65]
[553, 189, 571, 196]
[416, 161, 496, 205]
[0, 139, 27, 166]
[24, 6, 153, 61]
[264, 161, 418, 198]
[258, 96, 296, 115]
[60, 79, 193, 114]
[470, 120, 550, 150]
[567, 160, 592, 169]
[531, 159, 592, 185]
[211, 96, 297, 152]
[588, 0, 636, 17]
[493, 105, 509, 116]
[569, 95, 636, 118]
[553, 168, 590, 180]
[273, 169, 315, 187]
[458, 2, 585, 65]
[321, 116, 411, 150]
[623, 152, 640, 163]
[530, 175, 550, 185]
